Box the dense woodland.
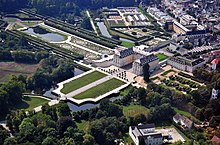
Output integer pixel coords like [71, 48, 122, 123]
[1, 82, 218, 145]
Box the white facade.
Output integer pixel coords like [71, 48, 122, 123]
[113, 47, 159, 75]
[129, 124, 163, 145]
[167, 56, 205, 72]
[211, 88, 218, 100]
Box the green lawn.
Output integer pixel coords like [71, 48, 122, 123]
[155, 53, 168, 61]
[121, 41, 135, 48]
[15, 96, 49, 111]
[161, 69, 176, 76]
[123, 103, 150, 117]
[173, 107, 199, 122]
[21, 21, 39, 27]
[61, 71, 107, 94]
[73, 78, 125, 99]
[15, 13, 30, 18]
[76, 120, 90, 133]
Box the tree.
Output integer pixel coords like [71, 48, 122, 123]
[136, 88, 146, 104]
[3, 137, 17, 145]
[81, 17, 92, 30]
[57, 103, 71, 117]
[83, 134, 95, 145]
[143, 63, 150, 82]
[57, 116, 75, 136]
[0, 126, 9, 145]
[134, 114, 146, 125]
[42, 137, 57, 145]
[139, 137, 145, 145]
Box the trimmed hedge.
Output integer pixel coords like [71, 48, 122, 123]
[178, 72, 205, 83]
[6, 30, 84, 60]
[45, 21, 116, 48]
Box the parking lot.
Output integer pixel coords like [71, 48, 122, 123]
[156, 128, 185, 143]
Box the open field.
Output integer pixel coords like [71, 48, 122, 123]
[72, 78, 125, 99]
[155, 53, 168, 61]
[0, 61, 39, 83]
[14, 96, 49, 111]
[123, 103, 150, 117]
[61, 71, 107, 94]
[76, 120, 90, 133]
[121, 41, 135, 48]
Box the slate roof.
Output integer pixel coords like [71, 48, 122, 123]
[173, 113, 193, 128]
[138, 54, 158, 66]
[211, 135, 220, 144]
[119, 47, 134, 58]
[186, 29, 209, 36]
[142, 133, 163, 139]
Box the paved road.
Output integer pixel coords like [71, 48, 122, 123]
[65, 76, 112, 98]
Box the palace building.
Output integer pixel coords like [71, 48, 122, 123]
[113, 47, 159, 75]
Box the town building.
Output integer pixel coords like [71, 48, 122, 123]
[113, 47, 159, 75]
[211, 88, 219, 100]
[211, 58, 220, 70]
[211, 135, 220, 145]
[180, 14, 197, 26]
[185, 30, 210, 46]
[167, 56, 205, 72]
[129, 123, 163, 145]
[173, 114, 193, 130]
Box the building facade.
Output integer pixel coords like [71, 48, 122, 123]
[173, 114, 193, 130]
[129, 123, 163, 145]
[113, 47, 159, 75]
[167, 56, 205, 72]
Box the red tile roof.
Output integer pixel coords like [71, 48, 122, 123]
[211, 135, 220, 144]
[211, 58, 220, 65]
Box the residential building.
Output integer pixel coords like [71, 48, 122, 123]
[173, 114, 193, 130]
[211, 135, 220, 145]
[180, 14, 197, 26]
[211, 88, 219, 100]
[185, 30, 210, 46]
[129, 123, 163, 145]
[211, 58, 220, 70]
[173, 21, 190, 34]
[167, 56, 205, 72]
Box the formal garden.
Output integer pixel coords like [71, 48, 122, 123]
[72, 78, 125, 99]
[61, 71, 107, 94]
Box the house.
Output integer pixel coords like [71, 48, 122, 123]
[211, 135, 220, 145]
[211, 58, 220, 70]
[129, 123, 163, 145]
[173, 114, 193, 130]
[211, 88, 219, 100]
